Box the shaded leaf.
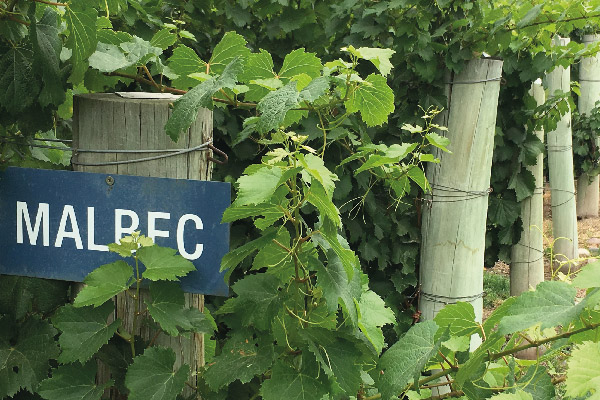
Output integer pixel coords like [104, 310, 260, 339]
[260, 360, 328, 400]
[0, 48, 39, 114]
[230, 274, 282, 330]
[300, 328, 363, 395]
[204, 334, 274, 390]
[53, 302, 120, 364]
[37, 361, 112, 400]
[0, 316, 59, 398]
[376, 321, 439, 400]
[316, 249, 362, 324]
[146, 282, 215, 336]
[125, 347, 189, 400]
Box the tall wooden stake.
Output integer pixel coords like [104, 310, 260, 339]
[546, 37, 579, 268]
[73, 93, 212, 396]
[510, 81, 545, 297]
[419, 59, 503, 342]
[576, 34, 600, 218]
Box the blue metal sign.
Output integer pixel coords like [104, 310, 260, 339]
[0, 167, 230, 296]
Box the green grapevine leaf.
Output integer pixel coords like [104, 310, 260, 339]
[318, 220, 360, 281]
[0, 276, 68, 319]
[300, 327, 363, 395]
[74, 260, 133, 307]
[315, 249, 362, 325]
[488, 196, 521, 226]
[37, 361, 112, 400]
[376, 321, 439, 400]
[518, 364, 555, 400]
[125, 347, 189, 400]
[230, 274, 282, 330]
[204, 333, 274, 390]
[498, 281, 581, 334]
[279, 48, 322, 80]
[30, 6, 64, 107]
[298, 153, 339, 197]
[520, 135, 544, 165]
[167, 45, 207, 88]
[573, 260, 600, 288]
[137, 245, 196, 281]
[565, 341, 600, 400]
[150, 29, 177, 50]
[240, 49, 275, 82]
[0, 316, 59, 398]
[53, 302, 120, 364]
[208, 31, 250, 74]
[348, 46, 395, 76]
[425, 132, 451, 152]
[516, 4, 543, 29]
[260, 360, 329, 400]
[88, 43, 132, 72]
[357, 290, 396, 354]
[0, 48, 39, 114]
[306, 180, 341, 227]
[345, 74, 394, 127]
[235, 165, 284, 206]
[433, 301, 479, 338]
[489, 391, 533, 400]
[252, 228, 294, 279]
[508, 169, 536, 202]
[407, 165, 430, 192]
[256, 81, 300, 133]
[146, 282, 215, 337]
[454, 333, 505, 389]
[298, 76, 330, 102]
[65, 5, 97, 82]
[220, 228, 278, 272]
[165, 56, 244, 141]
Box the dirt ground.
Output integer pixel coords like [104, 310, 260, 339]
[483, 183, 600, 318]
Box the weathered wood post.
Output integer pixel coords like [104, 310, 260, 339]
[72, 93, 213, 395]
[510, 80, 545, 297]
[546, 37, 579, 268]
[576, 34, 600, 218]
[419, 58, 503, 341]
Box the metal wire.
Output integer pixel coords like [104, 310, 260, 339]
[71, 141, 213, 166]
[547, 145, 573, 152]
[1, 138, 216, 166]
[445, 76, 502, 84]
[422, 183, 492, 203]
[420, 291, 486, 305]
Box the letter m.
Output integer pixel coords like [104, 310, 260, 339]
[17, 202, 50, 246]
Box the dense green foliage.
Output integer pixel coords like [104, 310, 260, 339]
[573, 103, 600, 181]
[3, 0, 600, 399]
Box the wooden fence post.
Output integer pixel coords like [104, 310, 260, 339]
[72, 93, 213, 396]
[510, 80, 545, 297]
[576, 34, 600, 218]
[546, 37, 579, 269]
[419, 58, 503, 343]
